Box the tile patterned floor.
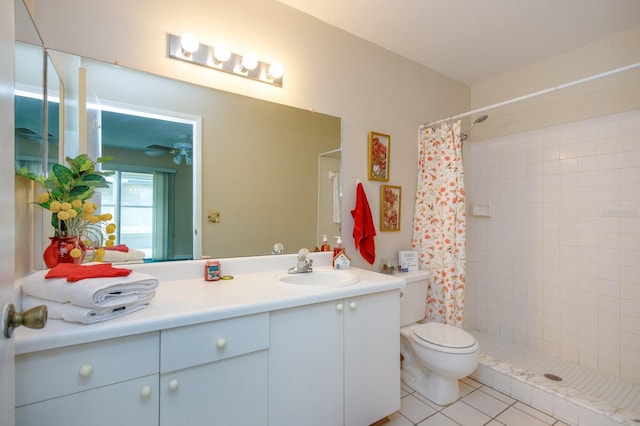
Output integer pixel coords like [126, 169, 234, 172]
[389, 377, 571, 426]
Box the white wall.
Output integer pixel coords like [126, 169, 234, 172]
[1, 0, 17, 419]
[467, 110, 640, 382]
[29, 0, 469, 269]
[466, 25, 640, 382]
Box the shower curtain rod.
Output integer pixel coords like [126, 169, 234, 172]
[420, 61, 640, 129]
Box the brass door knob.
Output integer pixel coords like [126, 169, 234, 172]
[2, 303, 48, 338]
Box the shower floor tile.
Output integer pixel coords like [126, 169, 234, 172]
[470, 331, 640, 424]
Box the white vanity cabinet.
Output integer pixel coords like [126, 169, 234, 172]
[15, 332, 160, 426]
[344, 290, 401, 425]
[13, 261, 405, 426]
[159, 313, 269, 426]
[269, 298, 345, 426]
[269, 290, 401, 426]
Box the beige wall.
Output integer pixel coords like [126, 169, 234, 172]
[29, 0, 469, 269]
[468, 25, 640, 141]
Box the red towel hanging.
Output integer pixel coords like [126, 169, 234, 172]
[351, 182, 376, 264]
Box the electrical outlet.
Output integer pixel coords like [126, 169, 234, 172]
[208, 210, 220, 223]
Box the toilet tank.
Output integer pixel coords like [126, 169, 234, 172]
[399, 270, 429, 327]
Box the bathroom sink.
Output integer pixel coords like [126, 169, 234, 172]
[277, 270, 360, 288]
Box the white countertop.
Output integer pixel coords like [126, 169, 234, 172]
[15, 252, 418, 354]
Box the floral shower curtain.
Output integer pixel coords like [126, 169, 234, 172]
[411, 121, 466, 326]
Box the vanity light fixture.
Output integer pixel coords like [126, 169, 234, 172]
[240, 52, 258, 73]
[213, 43, 231, 64]
[168, 33, 283, 87]
[268, 62, 284, 80]
[179, 33, 200, 56]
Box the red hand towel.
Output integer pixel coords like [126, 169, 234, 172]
[46, 263, 132, 282]
[45, 263, 85, 279]
[351, 183, 376, 264]
[66, 266, 132, 282]
[103, 244, 130, 252]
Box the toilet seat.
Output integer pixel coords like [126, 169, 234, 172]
[410, 322, 479, 354]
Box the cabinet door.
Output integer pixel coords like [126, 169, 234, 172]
[344, 291, 401, 426]
[160, 350, 268, 426]
[269, 300, 344, 426]
[16, 375, 159, 426]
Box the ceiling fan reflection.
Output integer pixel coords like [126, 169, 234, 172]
[145, 139, 192, 166]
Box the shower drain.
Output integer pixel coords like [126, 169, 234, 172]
[544, 373, 562, 382]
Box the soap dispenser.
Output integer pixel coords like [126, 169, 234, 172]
[320, 235, 331, 252]
[333, 236, 344, 257]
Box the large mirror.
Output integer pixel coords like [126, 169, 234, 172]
[15, 0, 63, 177]
[17, 44, 342, 261]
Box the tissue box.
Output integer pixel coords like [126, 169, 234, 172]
[398, 251, 419, 272]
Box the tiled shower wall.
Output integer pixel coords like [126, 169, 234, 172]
[465, 109, 640, 383]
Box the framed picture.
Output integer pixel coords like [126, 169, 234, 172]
[368, 131, 390, 181]
[380, 185, 401, 232]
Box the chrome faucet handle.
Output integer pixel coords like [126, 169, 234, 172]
[287, 248, 312, 273]
[297, 248, 310, 260]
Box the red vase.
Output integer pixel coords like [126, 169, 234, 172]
[43, 237, 87, 268]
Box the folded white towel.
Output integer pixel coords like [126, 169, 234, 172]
[21, 294, 153, 324]
[21, 270, 159, 309]
[85, 248, 146, 263]
[332, 171, 341, 224]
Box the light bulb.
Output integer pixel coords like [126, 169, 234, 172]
[268, 62, 284, 79]
[173, 154, 183, 165]
[241, 52, 258, 71]
[180, 33, 200, 55]
[213, 43, 231, 63]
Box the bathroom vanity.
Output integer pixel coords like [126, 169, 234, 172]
[14, 253, 405, 426]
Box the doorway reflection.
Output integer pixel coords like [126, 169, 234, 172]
[97, 108, 194, 261]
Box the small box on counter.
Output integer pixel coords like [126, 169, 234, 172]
[398, 251, 419, 272]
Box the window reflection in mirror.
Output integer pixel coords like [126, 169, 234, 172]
[15, 0, 62, 177]
[96, 109, 195, 261]
[100, 171, 155, 259]
[15, 41, 45, 175]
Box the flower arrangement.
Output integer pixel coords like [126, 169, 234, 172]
[17, 154, 116, 262]
[382, 185, 400, 231]
[370, 135, 388, 179]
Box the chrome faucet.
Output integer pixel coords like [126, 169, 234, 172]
[288, 248, 313, 274]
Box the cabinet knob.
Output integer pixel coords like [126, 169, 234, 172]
[140, 384, 153, 398]
[349, 302, 357, 310]
[216, 337, 227, 349]
[335, 303, 343, 312]
[78, 363, 93, 377]
[168, 378, 179, 391]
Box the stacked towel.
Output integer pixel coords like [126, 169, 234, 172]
[85, 247, 146, 264]
[22, 294, 152, 324]
[21, 264, 159, 324]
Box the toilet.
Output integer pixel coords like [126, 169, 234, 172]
[400, 271, 480, 405]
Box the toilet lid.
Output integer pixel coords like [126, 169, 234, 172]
[412, 322, 476, 349]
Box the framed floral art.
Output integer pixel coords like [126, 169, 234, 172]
[368, 131, 390, 181]
[380, 184, 401, 232]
